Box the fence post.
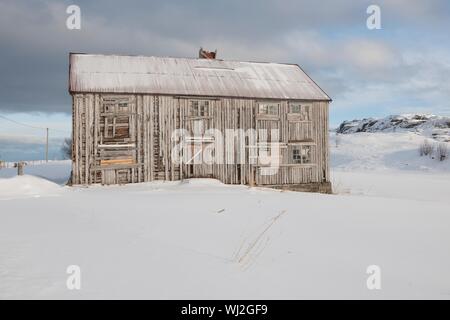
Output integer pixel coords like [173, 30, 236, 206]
[17, 161, 25, 176]
[46, 128, 49, 162]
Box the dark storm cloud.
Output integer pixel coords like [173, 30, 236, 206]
[0, 0, 450, 114]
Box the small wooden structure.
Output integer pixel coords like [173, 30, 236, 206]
[69, 52, 332, 192]
[199, 48, 217, 59]
[15, 161, 25, 176]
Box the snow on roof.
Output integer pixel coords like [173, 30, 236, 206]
[69, 53, 331, 101]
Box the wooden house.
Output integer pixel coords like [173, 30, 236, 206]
[69, 52, 332, 192]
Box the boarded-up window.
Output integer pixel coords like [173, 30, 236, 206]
[102, 97, 131, 140]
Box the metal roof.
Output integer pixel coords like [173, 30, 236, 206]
[69, 53, 331, 101]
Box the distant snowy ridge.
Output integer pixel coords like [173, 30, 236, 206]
[336, 114, 450, 142]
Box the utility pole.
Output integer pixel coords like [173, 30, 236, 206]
[46, 128, 49, 162]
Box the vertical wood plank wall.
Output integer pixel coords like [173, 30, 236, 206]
[72, 94, 329, 186]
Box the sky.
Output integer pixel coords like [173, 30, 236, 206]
[1, 0, 450, 160]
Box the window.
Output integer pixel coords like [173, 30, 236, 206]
[292, 148, 301, 164]
[259, 103, 279, 116]
[101, 97, 131, 139]
[289, 104, 311, 121]
[290, 104, 301, 114]
[118, 102, 128, 112]
[190, 100, 209, 117]
[301, 146, 312, 164]
[103, 98, 129, 113]
[292, 145, 312, 164]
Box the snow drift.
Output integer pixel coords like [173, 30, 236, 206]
[0, 175, 64, 200]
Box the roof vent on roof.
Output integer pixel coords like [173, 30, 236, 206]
[199, 47, 217, 59]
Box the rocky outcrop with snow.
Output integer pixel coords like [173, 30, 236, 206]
[336, 114, 450, 142]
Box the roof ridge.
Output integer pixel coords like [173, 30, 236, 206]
[69, 52, 299, 67]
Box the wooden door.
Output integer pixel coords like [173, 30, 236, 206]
[97, 96, 138, 185]
[184, 100, 214, 178]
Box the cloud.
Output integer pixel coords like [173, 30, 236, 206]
[0, 0, 450, 120]
[285, 31, 399, 71]
[342, 40, 399, 71]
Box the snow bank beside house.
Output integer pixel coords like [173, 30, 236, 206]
[0, 175, 64, 200]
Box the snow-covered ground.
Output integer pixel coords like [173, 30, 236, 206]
[331, 131, 450, 173]
[331, 131, 450, 202]
[1, 133, 450, 299]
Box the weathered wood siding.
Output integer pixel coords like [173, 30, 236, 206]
[72, 94, 329, 186]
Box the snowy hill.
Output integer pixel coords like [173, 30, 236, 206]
[336, 114, 450, 142]
[330, 131, 450, 173]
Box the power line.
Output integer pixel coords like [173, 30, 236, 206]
[0, 114, 71, 134]
[0, 114, 71, 162]
[0, 114, 46, 130]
